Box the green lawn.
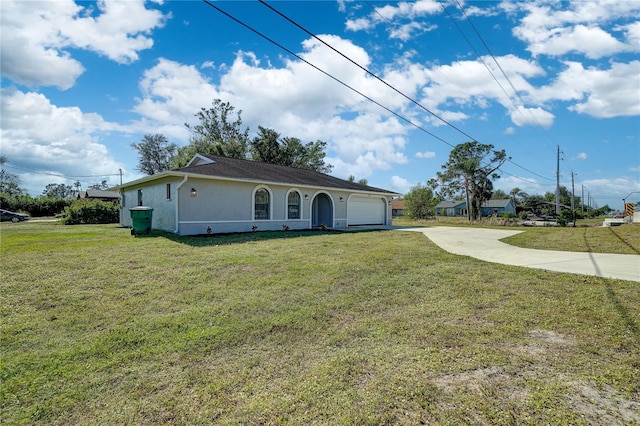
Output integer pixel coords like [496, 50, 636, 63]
[1, 222, 639, 425]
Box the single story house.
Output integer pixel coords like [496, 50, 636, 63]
[115, 154, 398, 235]
[435, 199, 515, 217]
[435, 200, 467, 216]
[391, 199, 405, 217]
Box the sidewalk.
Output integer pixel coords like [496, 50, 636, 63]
[399, 227, 640, 282]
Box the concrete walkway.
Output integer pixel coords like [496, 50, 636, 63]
[399, 227, 640, 282]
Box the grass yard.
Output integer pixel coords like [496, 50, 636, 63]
[1, 222, 639, 425]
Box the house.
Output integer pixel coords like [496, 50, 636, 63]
[435, 200, 467, 216]
[391, 199, 405, 217]
[77, 189, 121, 203]
[479, 199, 516, 217]
[114, 154, 398, 235]
[435, 199, 515, 217]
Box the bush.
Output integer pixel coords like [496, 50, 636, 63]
[62, 199, 119, 225]
[0, 194, 72, 216]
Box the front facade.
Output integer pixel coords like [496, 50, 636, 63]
[116, 154, 397, 235]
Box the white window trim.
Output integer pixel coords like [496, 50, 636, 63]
[252, 185, 273, 221]
[285, 188, 303, 220]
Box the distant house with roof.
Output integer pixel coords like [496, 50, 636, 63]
[435, 199, 515, 217]
[114, 154, 398, 235]
[391, 199, 405, 216]
[77, 189, 121, 203]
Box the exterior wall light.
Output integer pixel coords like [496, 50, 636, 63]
[304, 194, 309, 200]
[190, 188, 197, 197]
[339, 197, 344, 202]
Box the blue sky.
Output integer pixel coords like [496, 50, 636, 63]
[1, 0, 639, 209]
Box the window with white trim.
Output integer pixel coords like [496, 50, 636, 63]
[287, 191, 300, 219]
[137, 189, 143, 206]
[166, 183, 171, 200]
[254, 188, 270, 220]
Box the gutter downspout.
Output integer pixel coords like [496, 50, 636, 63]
[175, 176, 188, 234]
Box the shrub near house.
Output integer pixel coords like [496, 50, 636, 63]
[62, 199, 119, 225]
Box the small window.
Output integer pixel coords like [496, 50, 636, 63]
[254, 188, 270, 220]
[137, 189, 143, 206]
[287, 191, 300, 219]
[166, 183, 171, 200]
[121, 193, 126, 207]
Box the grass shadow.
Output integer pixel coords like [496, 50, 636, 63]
[607, 227, 640, 255]
[604, 282, 640, 338]
[135, 228, 390, 247]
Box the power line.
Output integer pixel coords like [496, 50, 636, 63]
[201, 0, 454, 148]
[4, 163, 120, 187]
[446, 0, 558, 155]
[259, 0, 477, 142]
[258, 0, 554, 182]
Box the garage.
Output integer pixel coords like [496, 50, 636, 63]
[347, 195, 386, 225]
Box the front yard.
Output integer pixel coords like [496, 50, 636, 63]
[1, 222, 638, 424]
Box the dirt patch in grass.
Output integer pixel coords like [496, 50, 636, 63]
[568, 381, 640, 425]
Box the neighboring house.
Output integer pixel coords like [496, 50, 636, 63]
[391, 199, 405, 217]
[77, 189, 121, 203]
[435, 199, 515, 217]
[479, 199, 516, 217]
[114, 154, 398, 235]
[435, 200, 467, 216]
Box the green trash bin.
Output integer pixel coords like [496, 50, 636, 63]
[129, 206, 153, 235]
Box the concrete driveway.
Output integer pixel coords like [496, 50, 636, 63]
[399, 227, 640, 282]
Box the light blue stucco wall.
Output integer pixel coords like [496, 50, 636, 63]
[119, 177, 180, 232]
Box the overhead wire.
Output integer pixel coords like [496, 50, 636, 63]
[258, 0, 554, 182]
[3, 163, 119, 187]
[201, 0, 455, 148]
[443, 0, 563, 181]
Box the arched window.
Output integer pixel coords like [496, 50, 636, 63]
[254, 188, 270, 220]
[287, 191, 301, 219]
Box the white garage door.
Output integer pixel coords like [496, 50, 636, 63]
[348, 196, 386, 225]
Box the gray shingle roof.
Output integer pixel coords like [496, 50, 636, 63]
[174, 154, 396, 194]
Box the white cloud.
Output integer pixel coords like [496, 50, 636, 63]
[510, 106, 555, 128]
[132, 58, 220, 141]
[511, 0, 640, 58]
[0, 88, 124, 194]
[504, 127, 515, 135]
[0, 0, 167, 89]
[421, 55, 546, 126]
[345, 0, 441, 38]
[130, 38, 412, 177]
[534, 61, 640, 118]
[389, 175, 413, 194]
[415, 151, 436, 158]
[576, 152, 588, 160]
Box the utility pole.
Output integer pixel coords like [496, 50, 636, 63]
[570, 172, 576, 227]
[581, 184, 584, 215]
[555, 145, 561, 216]
[119, 168, 123, 186]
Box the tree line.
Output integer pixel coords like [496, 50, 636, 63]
[131, 99, 332, 176]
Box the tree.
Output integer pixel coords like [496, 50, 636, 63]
[348, 175, 367, 185]
[250, 126, 333, 173]
[435, 142, 508, 221]
[88, 180, 109, 190]
[404, 184, 437, 219]
[0, 156, 25, 197]
[491, 189, 509, 199]
[175, 99, 250, 167]
[42, 183, 73, 198]
[131, 134, 177, 175]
